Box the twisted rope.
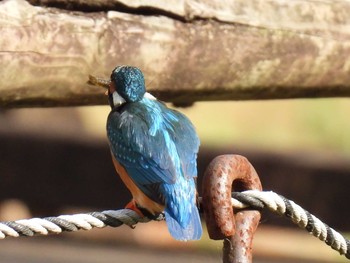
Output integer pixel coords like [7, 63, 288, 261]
[0, 191, 348, 259]
[0, 209, 156, 238]
[231, 190, 350, 260]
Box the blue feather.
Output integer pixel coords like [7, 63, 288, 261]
[164, 205, 202, 241]
[107, 97, 202, 240]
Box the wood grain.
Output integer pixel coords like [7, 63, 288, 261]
[1, 0, 350, 107]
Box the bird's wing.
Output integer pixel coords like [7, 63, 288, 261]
[107, 108, 176, 183]
[107, 102, 199, 202]
[163, 108, 200, 179]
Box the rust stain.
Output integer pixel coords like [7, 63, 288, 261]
[202, 155, 262, 262]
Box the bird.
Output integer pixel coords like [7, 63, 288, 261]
[104, 65, 202, 241]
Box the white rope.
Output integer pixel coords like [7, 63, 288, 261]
[231, 190, 349, 259]
[0, 223, 19, 238]
[16, 218, 50, 235]
[58, 214, 100, 230]
[0, 209, 148, 238]
[0, 191, 348, 259]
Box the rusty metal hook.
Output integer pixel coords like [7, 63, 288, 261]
[202, 155, 263, 263]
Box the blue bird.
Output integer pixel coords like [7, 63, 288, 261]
[105, 65, 202, 241]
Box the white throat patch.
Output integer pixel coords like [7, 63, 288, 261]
[112, 91, 126, 107]
[144, 92, 157, 100]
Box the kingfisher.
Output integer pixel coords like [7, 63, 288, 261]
[92, 65, 202, 241]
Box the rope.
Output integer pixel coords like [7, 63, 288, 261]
[231, 190, 350, 260]
[0, 209, 157, 238]
[0, 191, 348, 260]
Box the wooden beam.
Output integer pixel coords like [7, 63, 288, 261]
[1, 0, 350, 107]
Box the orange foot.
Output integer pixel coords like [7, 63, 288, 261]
[125, 200, 145, 217]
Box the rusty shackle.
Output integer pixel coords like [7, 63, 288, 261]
[201, 155, 263, 263]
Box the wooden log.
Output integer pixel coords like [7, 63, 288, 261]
[1, 0, 350, 107]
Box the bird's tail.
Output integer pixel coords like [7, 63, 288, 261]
[164, 204, 202, 241]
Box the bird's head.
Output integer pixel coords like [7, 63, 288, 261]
[88, 65, 156, 108]
[108, 66, 146, 108]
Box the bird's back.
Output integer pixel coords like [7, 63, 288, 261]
[107, 98, 202, 240]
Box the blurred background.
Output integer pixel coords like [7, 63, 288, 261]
[0, 99, 349, 262]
